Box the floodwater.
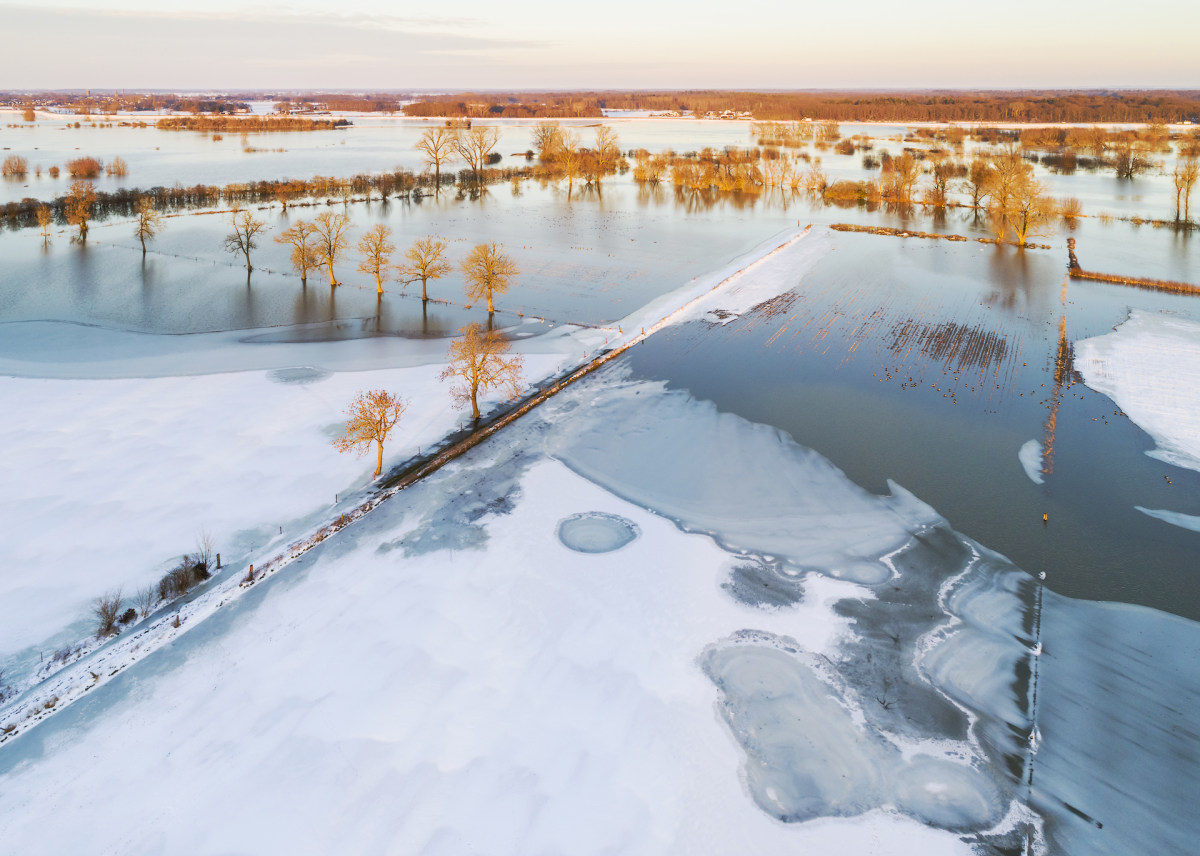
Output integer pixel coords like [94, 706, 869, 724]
[2, 111, 1199, 855]
[2, 114, 1197, 621]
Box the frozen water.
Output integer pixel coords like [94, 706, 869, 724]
[702, 639, 1003, 831]
[1076, 310, 1200, 473]
[556, 512, 640, 554]
[1018, 439, 1045, 484]
[1134, 506, 1200, 532]
[546, 373, 940, 587]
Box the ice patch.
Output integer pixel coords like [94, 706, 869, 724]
[1018, 439, 1045, 485]
[702, 638, 1003, 831]
[547, 375, 939, 587]
[268, 366, 332, 385]
[1134, 506, 1200, 532]
[556, 512, 640, 553]
[1076, 311, 1200, 473]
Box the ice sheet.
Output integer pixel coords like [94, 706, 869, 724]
[1076, 311, 1200, 473]
[0, 453, 969, 856]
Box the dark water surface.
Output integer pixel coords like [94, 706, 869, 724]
[626, 232, 1200, 620]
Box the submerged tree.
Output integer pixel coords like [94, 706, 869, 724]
[64, 180, 96, 242]
[416, 127, 457, 190]
[223, 209, 267, 271]
[313, 210, 351, 287]
[462, 241, 517, 315]
[274, 219, 320, 284]
[35, 203, 53, 240]
[1172, 156, 1199, 222]
[455, 125, 501, 186]
[397, 236, 451, 302]
[440, 323, 524, 420]
[357, 224, 395, 295]
[134, 196, 163, 256]
[333, 389, 407, 477]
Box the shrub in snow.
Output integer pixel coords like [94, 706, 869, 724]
[93, 590, 123, 638]
[118, 608, 137, 625]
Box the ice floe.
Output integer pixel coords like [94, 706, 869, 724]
[1076, 310, 1200, 473]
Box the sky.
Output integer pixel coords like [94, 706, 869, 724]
[3, 0, 1198, 91]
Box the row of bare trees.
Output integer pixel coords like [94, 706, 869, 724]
[225, 209, 520, 312]
[336, 322, 524, 474]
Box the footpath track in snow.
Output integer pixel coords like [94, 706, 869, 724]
[0, 226, 812, 747]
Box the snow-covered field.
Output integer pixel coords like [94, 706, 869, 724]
[2, 229, 1199, 856]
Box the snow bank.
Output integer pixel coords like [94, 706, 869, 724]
[1076, 311, 1200, 473]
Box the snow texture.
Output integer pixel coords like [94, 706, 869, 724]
[1018, 439, 1045, 485]
[1076, 310, 1200, 473]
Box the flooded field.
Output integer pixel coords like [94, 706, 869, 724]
[2, 112, 1198, 855]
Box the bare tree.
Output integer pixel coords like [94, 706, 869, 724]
[961, 158, 992, 209]
[882, 152, 921, 203]
[274, 220, 320, 284]
[440, 323, 524, 420]
[455, 126, 501, 186]
[357, 224, 395, 295]
[1004, 175, 1056, 245]
[532, 121, 563, 160]
[135, 586, 157, 619]
[416, 127, 457, 190]
[462, 242, 517, 315]
[558, 130, 582, 197]
[93, 589, 124, 638]
[1111, 138, 1157, 180]
[195, 530, 215, 570]
[591, 125, 621, 188]
[1, 154, 28, 177]
[35, 203, 53, 240]
[1172, 156, 1199, 222]
[134, 196, 162, 256]
[313, 210, 351, 287]
[64, 180, 96, 242]
[333, 389, 408, 477]
[397, 236, 452, 302]
[224, 209, 267, 271]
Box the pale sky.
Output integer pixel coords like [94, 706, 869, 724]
[3, 0, 1198, 91]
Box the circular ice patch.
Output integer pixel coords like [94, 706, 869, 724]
[269, 366, 331, 385]
[557, 512, 640, 554]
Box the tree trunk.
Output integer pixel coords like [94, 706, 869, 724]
[376, 273, 383, 295]
[244, 248, 252, 271]
[375, 440, 383, 476]
[421, 277, 428, 302]
[486, 289, 494, 314]
[328, 261, 337, 287]
[471, 384, 480, 420]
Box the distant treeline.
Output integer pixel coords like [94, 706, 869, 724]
[600, 91, 1200, 123]
[398, 90, 1200, 123]
[155, 116, 351, 132]
[274, 96, 404, 113]
[403, 94, 604, 119]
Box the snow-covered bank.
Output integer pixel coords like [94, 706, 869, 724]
[0, 226, 817, 713]
[0, 352, 563, 668]
[0, 402, 972, 856]
[1076, 311, 1200, 473]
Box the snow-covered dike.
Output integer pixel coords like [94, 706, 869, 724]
[1076, 311, 1200, 473]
